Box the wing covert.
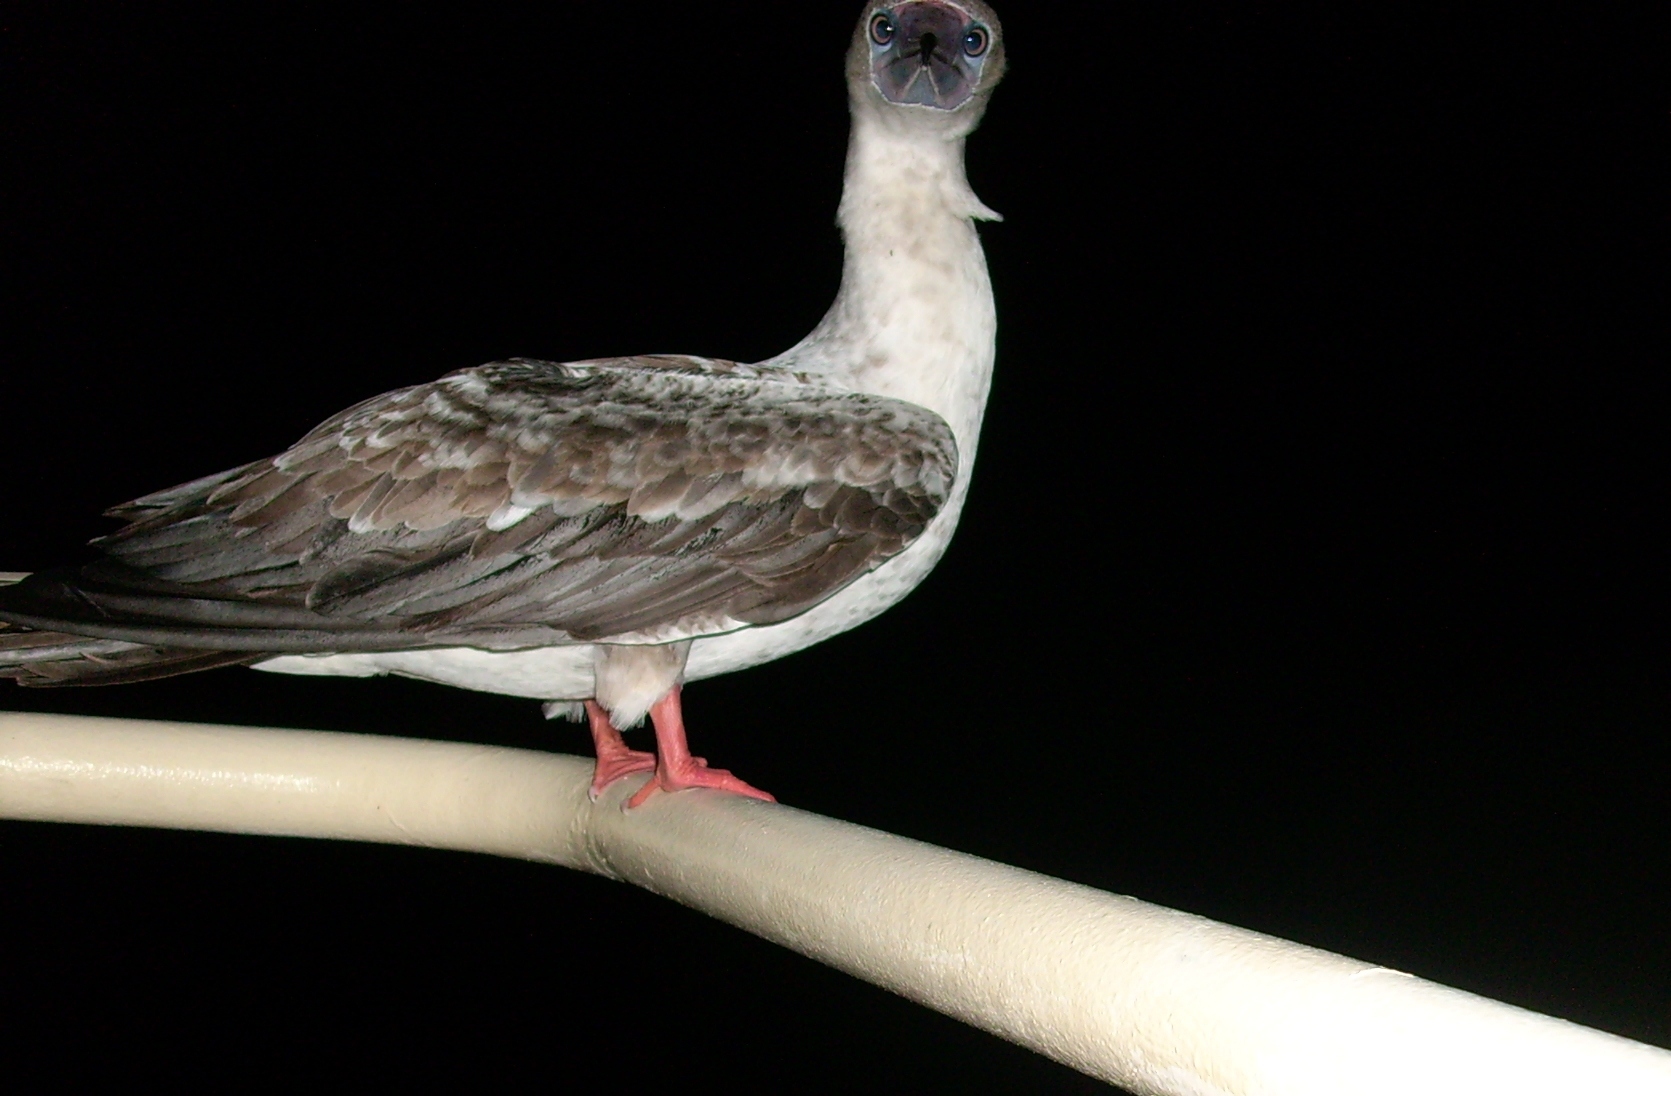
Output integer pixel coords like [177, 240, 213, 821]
[47, 356, 957, 648]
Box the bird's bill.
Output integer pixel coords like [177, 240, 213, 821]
[868, 2, 993, 111]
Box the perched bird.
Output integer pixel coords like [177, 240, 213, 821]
[0, 1, 1006, 807]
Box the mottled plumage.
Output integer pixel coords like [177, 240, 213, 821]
[0, 358, 953, 660]
[0, 1, 1007, 804]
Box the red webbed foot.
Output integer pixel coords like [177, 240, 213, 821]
[624, 756, 777, 809]
[622, 686, 775, 810]
[584, 701, 657, 801]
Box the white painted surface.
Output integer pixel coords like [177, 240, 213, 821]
[3, 710, 1668, 1094]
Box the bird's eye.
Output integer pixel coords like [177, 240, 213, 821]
[962, 25, 990, 57]
[870, 13, 895, 45]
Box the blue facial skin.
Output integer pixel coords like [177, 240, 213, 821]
[869, 3, 991, 111]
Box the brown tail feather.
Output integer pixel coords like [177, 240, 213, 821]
[0, 622, 259, 686]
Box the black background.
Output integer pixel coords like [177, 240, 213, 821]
[1, 2, 1666, 1090]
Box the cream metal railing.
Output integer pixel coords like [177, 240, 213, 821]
[2, 710, 1668, 1093]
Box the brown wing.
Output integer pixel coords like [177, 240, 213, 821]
[0, 357, 956, 652]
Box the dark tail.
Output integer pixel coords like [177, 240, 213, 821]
[0, 574, 258, 686]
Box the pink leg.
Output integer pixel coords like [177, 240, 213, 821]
[624, 686, 776, 809]
[585, 700, 657, 801]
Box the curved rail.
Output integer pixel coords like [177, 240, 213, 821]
[2, 711, 1668, 1094]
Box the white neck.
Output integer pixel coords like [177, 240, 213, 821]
[761, 103, 999, 464]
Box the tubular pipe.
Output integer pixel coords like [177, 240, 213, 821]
[2, 711, 1668, 1094]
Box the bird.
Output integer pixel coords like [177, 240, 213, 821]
[0, 1, 1007, 809]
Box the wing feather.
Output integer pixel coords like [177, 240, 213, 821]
[0, 356, 957, 652]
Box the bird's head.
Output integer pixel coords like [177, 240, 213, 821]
[849, 1, 1005, 135]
